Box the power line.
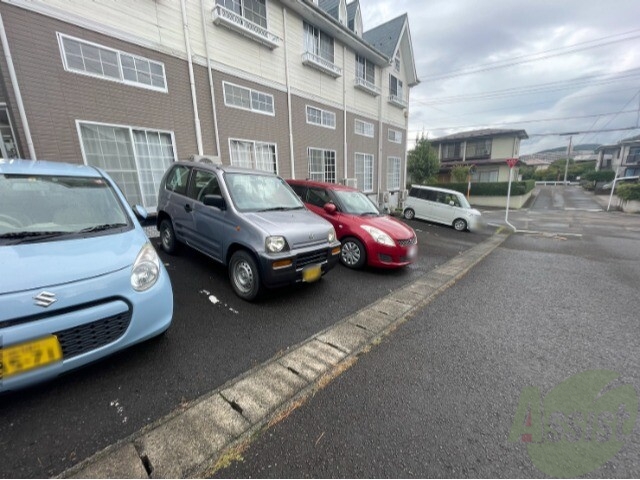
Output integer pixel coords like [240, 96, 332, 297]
[411, 68, 640, 106]
[420, 29, 640, 81]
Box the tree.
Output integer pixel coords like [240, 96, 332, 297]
[451, 165, 471, 183]
[407, 134, 440, 185]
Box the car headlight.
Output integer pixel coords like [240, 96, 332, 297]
[361, 225, 395, 246]
[131, 242, 161, 291]
[266, 235, 288, 253]
[328, 227, 336, 243]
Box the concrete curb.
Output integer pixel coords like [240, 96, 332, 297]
[59, 231, 510, 479]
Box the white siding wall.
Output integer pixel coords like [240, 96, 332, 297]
[492, 137, 517, 159]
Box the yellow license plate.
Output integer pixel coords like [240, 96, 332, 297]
[302, 264, 322, 283]
[1, 335, 63, 378]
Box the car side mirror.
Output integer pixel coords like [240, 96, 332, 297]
[324, 202, 337, 214]
[203, 194, 226, 210]
[132, 204, 148, 220]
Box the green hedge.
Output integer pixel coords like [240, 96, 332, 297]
[617, 184, 640, 201]
[428, 180, 536, 197]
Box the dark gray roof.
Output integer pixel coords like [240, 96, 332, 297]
[432, 128, 529, 143]
[363, 14, 407, 58]
[319, 0, 340, 20]
[346, 1, 359, 24]
[620, 134, 640, 143]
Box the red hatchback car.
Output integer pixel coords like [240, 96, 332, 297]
[287, 179, 418, 269]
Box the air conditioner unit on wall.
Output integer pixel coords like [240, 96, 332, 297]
[342, 178, 357, 188]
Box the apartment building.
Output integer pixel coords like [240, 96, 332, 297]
[0, 0, 418, 212]
[596, 134, 640, 177]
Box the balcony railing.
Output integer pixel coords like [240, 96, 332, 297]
[302, 51, 342, 78]
[388, 94, 407, 109]
[212, 5, 281, 49]
[354, 77, 380, 96]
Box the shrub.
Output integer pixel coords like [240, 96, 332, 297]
[617, 184, 640, 202]
[430, 181, 536, 197]
[584, 170, 616, 182]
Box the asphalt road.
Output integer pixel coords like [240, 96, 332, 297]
[213, 187, 640, 478]
[0, 213, 490, 478]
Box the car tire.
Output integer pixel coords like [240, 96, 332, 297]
[229, 250, 262, 301]
[453, 218, 468, 231]
[159, 219, 179, 254]
[403, 208, 415, 220]
[340, 237, 366, 269]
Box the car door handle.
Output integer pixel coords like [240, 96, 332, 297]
[184, 203, 192, 213]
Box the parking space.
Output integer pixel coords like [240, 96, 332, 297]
[0, 217, 493, 478]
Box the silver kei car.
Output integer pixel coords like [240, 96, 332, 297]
[156, 160, 341, 301]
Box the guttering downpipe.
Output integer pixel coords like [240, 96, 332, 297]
[283, 9, 295, 178]
[181, 0, 203, 155]
[0, 13, 36, 159]
[343, 44, 347, 180]
[200, 0, 221, 157]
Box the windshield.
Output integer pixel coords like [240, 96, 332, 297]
[225, 173, 305, 212]
[0, 174, 130, 243]
[334, 190, 380, 215]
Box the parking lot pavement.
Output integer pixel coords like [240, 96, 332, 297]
[60, 229, 509, 478]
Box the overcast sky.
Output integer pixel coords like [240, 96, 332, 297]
[361, 0, 640, 154]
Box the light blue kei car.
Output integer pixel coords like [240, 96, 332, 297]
[0, 159, 173, 393]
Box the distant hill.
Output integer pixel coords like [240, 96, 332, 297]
[537, 143, 600, 154]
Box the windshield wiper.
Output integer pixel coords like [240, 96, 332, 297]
[257, 206, 303, 212]
[359, 212, 380, 216]
[78, 223, 128, 233]
[0, 231, 68, 243]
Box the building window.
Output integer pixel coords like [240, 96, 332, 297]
[223, 82, 274, 115]
[308, 148, 336, 183]
[306, 106, 336, 129]
[356, 55, 375, 84]
[355, 119, 374, 138]
[389, 75, 403, 98]
[78, 122, 175, 211]
[229, 139, 277, 173]
[387, 157, 401, 191]
[442, 142, 462, 160]
[304, 22, 334, 64]
[217, 0, 267, 28]
[0, 105, 19, 159]
[59, 33, 167, 92]
[472, 169, 499, 183]
[355, 153, 374, 192]
[388, 129, 402, 144]
[394, 51, 400, 72]
[466, 139, 491, 159]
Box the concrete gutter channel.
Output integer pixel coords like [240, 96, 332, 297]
[59, 231, 510, 479]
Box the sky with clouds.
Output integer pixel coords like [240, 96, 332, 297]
[361, 0, 640, 154]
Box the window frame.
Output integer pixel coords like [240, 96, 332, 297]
[307, 147, 337, 183]
[76, 120, 177, 212]
[387, 156, 401, 191]
[388, 128, 402, 144]
[306, 105, 336, 129]
[303, 22, 335, 64]
[355, 54, 375, 84]
[222, 81, 275, 116]
[389, 74, 403, 98]
[58, 33, 167, 93]
[354, 119, 374, 138]
[217, 0, 268, 29]
[355, 152, 374, 193]
[228, 138, 278, 174]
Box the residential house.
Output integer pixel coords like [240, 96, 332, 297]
[0, 0, 418, 212]
[596, 134, 640, 177]
[429, 128, 528, 183]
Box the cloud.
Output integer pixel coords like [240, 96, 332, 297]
[362, 0, 640, 154]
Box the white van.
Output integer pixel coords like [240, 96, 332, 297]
[403, 185, 484, 232]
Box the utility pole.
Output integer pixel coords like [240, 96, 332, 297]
[562, 135, 572, 185]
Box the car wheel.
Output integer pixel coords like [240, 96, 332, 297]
[340, 237, 366, 269]
[403, 208, 415, 220]
[229, 250, 262, 301]
[453, 218, 468, 231]
[159, 219, 179, 254]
